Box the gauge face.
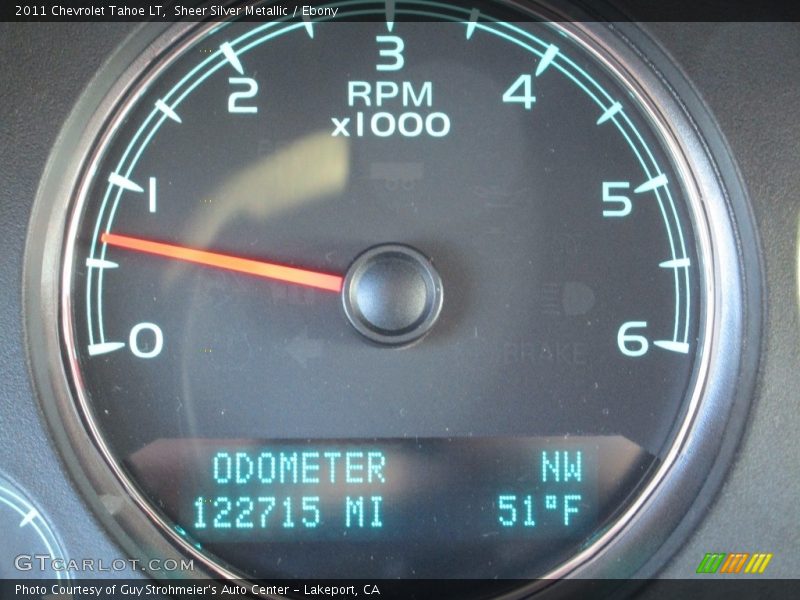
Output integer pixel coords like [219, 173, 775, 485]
[59, 1, 707, 582]
[0, 476, 69, 580]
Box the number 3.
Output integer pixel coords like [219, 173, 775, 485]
[376, 35, 404, 71]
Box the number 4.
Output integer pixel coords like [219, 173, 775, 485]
[503, 74, 536, 110]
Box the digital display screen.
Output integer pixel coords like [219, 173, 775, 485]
[186, 439, 592, 541]
[127, 436, 651, 577]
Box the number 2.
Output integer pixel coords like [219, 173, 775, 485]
[228, 77, 258, 114]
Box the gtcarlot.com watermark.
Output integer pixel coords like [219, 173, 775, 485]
[14, 554, 194, 573]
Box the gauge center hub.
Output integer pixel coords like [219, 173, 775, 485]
[342, 244, 443, 346]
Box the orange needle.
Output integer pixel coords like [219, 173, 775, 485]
[100, 232, 344, 293]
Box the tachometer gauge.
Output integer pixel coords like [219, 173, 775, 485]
[25, 0, 761, 595]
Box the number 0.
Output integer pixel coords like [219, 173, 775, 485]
[130, 322, 163, 359]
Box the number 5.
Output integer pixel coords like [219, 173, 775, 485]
[602, 181, 632, 217]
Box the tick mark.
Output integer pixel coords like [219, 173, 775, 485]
[88, 342, 125, 356]
[85, 257, 119, 269]
[654, 340, 690, 354]
[155, 99, 181, 123]
[634, 173, 668, 194]
[302, 14, 314, 38]
[536, 44, 559, 76]
[385, 0, 395, 32]
[659, 257, 691, 269]
[597, 101, 622, 125]
[108, 172, 144, 193]
[466, 9, 480, 39]
[19, 509, 39, 527]
[220, 41, 243, 75]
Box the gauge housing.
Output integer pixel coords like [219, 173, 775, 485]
[24, 4, 762, 595]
